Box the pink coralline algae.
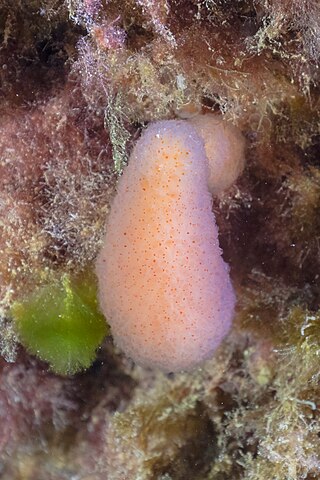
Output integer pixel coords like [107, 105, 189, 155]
[96, 118, 243, 372]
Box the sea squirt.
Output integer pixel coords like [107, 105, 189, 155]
[189, 113, 245, 195]
[96, 119, 237, 372]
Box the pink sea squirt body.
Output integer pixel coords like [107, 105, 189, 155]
[96, 118, 240, 371]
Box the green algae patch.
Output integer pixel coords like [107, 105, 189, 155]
[11, 271, 108, 375]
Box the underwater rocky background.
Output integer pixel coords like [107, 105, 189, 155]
[0, 0, 320, 478]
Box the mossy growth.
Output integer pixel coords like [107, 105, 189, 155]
[11, 269, 108, 376]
